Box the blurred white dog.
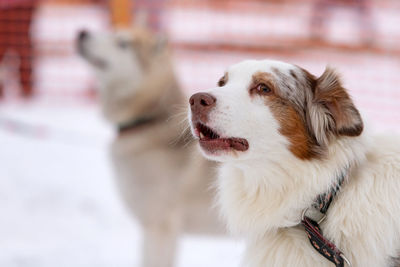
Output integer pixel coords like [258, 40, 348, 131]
[77, 27, 223, 267]
[188, 59, 400, 267]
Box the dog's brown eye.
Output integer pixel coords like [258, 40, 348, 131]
[256, 83, 271, 94]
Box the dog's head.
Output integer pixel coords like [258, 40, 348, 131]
[188, 60, 363, 162]
[77, 27, 167, 90]
[77, 27, 174, 124]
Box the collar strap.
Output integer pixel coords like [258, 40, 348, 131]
[314, 169, 347, 214]
[301, 167, 351, 267]
[117, 116, 160, 134]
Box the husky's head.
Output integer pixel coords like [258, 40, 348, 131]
[77, 27, 171, 124]
[77, 26, 168, 91]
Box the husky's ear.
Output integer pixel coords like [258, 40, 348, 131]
[154, 33, 168, 53]
[309, 67, 363, 146]
[134, 10, 149, 28]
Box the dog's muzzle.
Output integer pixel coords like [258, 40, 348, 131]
[189, 92, 216, 124]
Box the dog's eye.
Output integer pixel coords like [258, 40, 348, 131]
[256, 83, 271, 94]
[117, 40, 131, 49]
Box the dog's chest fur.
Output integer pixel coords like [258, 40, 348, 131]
[110, 125, 224, 234]
[110, 123, 189, 218]
[217, 135, 400, 267]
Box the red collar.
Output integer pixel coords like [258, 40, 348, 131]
[300, 167, 352, 267]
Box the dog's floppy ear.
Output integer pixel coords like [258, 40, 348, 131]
[309, 67, 363, 146]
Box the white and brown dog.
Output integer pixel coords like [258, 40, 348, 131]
[188, 59, 400, 267]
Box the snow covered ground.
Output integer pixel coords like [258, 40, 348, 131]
[0, 101, 243, 267]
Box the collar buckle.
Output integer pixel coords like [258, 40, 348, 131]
[301, 207, 327, 225]
[341, 253, 352, 267]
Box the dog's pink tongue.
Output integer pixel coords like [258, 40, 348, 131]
[199, 138, 231, 153]
[199, 138, 249, 152]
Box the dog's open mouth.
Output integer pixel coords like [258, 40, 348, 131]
[195, 123, 249, 153]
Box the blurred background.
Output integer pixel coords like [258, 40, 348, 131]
[1, 0, 399, 266]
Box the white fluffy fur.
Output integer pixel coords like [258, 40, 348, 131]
[189, 60, 400, 267]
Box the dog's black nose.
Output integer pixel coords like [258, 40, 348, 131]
[77, 30, 90, 55]
[189, 93, 216, 122]
[78, 30, 89, 42]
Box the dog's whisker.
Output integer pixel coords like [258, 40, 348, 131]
[170, 123, 193, 147]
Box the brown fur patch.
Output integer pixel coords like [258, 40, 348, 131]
[218, 73, 228, 87]
[268, 96, 320, 159]
[251, 72, 319, 160]
[250, 67, 362, 159]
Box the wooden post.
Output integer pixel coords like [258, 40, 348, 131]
[110, 0, 133, 28]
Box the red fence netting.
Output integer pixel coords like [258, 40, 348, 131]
[0, 0, 398, 129]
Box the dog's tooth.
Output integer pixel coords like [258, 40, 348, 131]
[200, 132, 205, 139]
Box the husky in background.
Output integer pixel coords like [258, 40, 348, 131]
[77, 26, 223, 267]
